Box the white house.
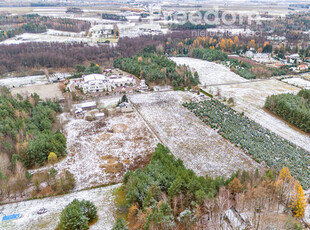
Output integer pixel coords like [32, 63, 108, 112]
[80, 74, 136, 93]
[289, 54, 300, 60]
[81, 74, 112, 93]
[110, 75, 136, 87]
[245, 51, 254, 58]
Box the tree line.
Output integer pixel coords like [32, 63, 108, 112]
[265, 89, 310, 133]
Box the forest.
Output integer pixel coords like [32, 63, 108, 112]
[112, 144, 306, 229]
[265, 89, 310, 133]
[0, 87, 68, 201]
[183, 99, 310, 189]
[0, 14, 91, 42]
[114, 51, 199, 87]
[0, 42, 117, 74]
[0, 31, 193, 75]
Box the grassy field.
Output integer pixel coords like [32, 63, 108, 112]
[30, 103, 158, 191]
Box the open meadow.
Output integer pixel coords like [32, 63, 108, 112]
[171, 57, 247, 86]
[0, 184, 120, 230]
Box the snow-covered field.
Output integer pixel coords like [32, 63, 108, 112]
[30, 110, 157, 191]
[282, 77, 310, 89]
[0, 184, 120, 230]
[129, 91, 260, 178]
[0, 31, 90, 45]
[207, 80, 310, 152]
[170, 57, 247, 86]
[0, 75, 47, 88]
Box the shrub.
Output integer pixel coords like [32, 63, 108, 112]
[58, 199, 97, 230]
[60, 170, 76, 193]
[112, 217, 128, 230]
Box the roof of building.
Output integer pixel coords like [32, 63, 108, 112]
[298, 64, 308, 69]
[95, 113, 105, 117]
[119, 102, 132, 108]
[77, 101, 97, 109]
[84, 74, 106, 82]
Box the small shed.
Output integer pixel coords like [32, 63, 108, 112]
[116, 102, 133, 113]
[95, 113, 105, 120]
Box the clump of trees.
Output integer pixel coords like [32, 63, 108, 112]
[171, 22, 216, 30]
[58, 199, 97, 230]
[114, 145, 306, 229]
[118, 144, 237, 229]
[192, 48, 228, 62]
[30, 168, 75, 198]
[225, 59, 256, 79]
[265, 89, 310, 133]
[183, 99, 310, 188]
[114, 51, 199, 87]
[73, 63, 102, 78]
[102, 13, 127, 21]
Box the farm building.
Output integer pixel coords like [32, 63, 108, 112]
[76, 101, 97, 111]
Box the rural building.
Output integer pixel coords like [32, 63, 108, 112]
[81, 74, 111, 93]
[110, 75, 136, 87]
[75, 108, 84, 119]
[116, 102, 134, 113]
[89, 24, 119, 42]
[95, 113, 105, 119]
[76, 101, 97, 111]
[297, 64, 308, 71]
[245, 51, 254, 58]
[80, 74, 136, 93]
